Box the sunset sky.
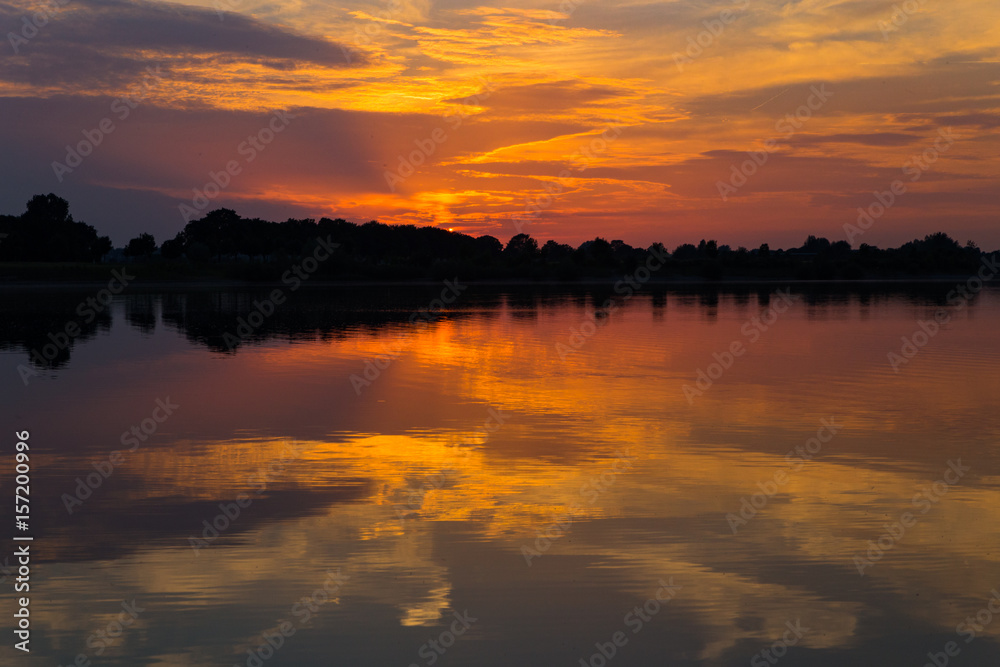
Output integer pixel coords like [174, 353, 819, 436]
[2, 0, 998, 247]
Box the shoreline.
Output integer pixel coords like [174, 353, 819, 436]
[0, 276, 990, 291]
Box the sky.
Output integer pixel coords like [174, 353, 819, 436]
[1, 0, 998, 248]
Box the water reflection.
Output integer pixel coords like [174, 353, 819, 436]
[0, 284, 998, 666]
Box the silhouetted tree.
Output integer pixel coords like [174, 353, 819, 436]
[648, 242, 668, 258]
[92, 236, 113, 261]
[25, 193, 70, 224]
[161, 232, 186, 259]
[2, 195, 991, 282]
[830, 240, 851, 256]
[802, 235, 831, 254]
[698, 239, 718, 258]
[504, 233, 539, 262]
[124, 233, 157, 257]
[541, 240, 573, 261]
[475, 235, 503, 257]
[0, 194, 109, 262]
[610, 239, 634, 260]
[581, 237, 614, 266]
[673, 243, 698, 260]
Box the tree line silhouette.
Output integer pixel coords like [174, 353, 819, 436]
[0, 194, 992, 281]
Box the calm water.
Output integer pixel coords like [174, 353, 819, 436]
[1, 284, 999, 666]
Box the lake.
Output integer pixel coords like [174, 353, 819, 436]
[1, 282, 998, 666]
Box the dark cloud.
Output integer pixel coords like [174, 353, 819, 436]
[685, 61, 1000, 117]
[0, 0, 361, 89]
[785, 132, 921, 147]
[444, 80, 627, 113]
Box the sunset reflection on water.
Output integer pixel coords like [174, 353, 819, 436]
[1, 285, 998, 666]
